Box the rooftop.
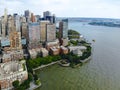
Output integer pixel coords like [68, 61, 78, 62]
[0, 60, 26, 79]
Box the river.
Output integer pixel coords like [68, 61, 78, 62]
[35, 21, 120, 90]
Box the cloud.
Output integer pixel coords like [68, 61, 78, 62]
[0, 0, 120, 18]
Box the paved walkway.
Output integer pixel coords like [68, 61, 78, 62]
[33, 60, 61, 71]
[28, 82, 41, 90]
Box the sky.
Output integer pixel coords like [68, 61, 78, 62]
[0, 0, 120, 19]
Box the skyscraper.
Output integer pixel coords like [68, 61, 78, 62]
[15, 15, 21, 32]
[46, 23, 56, 42]
[43, 11, 51, 20]
[46, 15, 56, 24]
[4, 8, 7, 24]
[1, 8, 8, 37]
[1, 18, 6, 37]
[9, 31, 22, 50]
[21, 22, 28, 40]
[13, 13, 18, 18]
[25, 10, 31, 22]
[40, 21, 49, 42]
[59, 19, 68, 39]
[31, 13, 36, 22]
[35, 15, 41, 22]
[24, 10, 30, 17]
[8, 16, 16, 35]
[28, 22, 40, 43]
[53, 14, 56, 24]
[0, 19, 2, 36]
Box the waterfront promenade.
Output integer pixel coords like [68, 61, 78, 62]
[33, 60, 61, 71]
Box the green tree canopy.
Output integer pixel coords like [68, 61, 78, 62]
[68, 29, 80, 39]
[12, 80, 19, 88]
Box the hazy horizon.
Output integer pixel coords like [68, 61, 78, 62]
[0, 0, 120, 19]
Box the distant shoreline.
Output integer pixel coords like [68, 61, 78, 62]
[88, 22, 120, 28]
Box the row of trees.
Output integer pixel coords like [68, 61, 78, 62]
[80, 46, 92, 60]
[12, 72, 41, 90]
[20, 55, 62, 90]
[27, 55, 61, 73]
[12, 73, 33, 90]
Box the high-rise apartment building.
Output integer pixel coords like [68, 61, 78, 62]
[1, 9, 8, 37]
[4, 8, 7, 24]
[24, 10, 30, 17]
[31, 13, 36, 22]
[0, 20, 2, 36]
[59, 19, 68, 39]
[28, 22, 40, 43]
[15, 15, 21, 32]
[9, 31, 22, 50]
[40, 21, 49, 42]
[43, 11, 51, 20]
[53, 14, 56, 24]
[35, 15, 41, 22]
[46, 14, 56, 24]
[1, 18, 6, 37]
[21, 22, 28, 40]
[46, 23, 56, 42]
[13, 13, 18, 18]
[20, 16, 26, 23]
[25, 10, 31, 23]
[8, 16, 16, 35]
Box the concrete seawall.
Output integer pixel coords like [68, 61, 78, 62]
[33, 60, 61, 71]
[80, 56, 92, 63]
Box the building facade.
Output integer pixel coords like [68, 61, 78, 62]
[43, 11, 51, 20]
[8, 16, 16, 35]
[24, 10, 30, 18]
[59, 19, 68, 39]
[40, 21, 49, 42]
[0, 60, 28, 90]
[21, 22, 28, 40]
[46, 23, 56, 42]
[15, 15, 21, 32]
[28, 22, 41, 49]
[9, 31, 22, 50]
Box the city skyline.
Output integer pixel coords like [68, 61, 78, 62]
[0, 0, 120, 19]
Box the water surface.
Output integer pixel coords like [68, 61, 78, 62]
[35, 21, 120, 90]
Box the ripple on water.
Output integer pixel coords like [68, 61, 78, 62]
[35, 22, 120, 90]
